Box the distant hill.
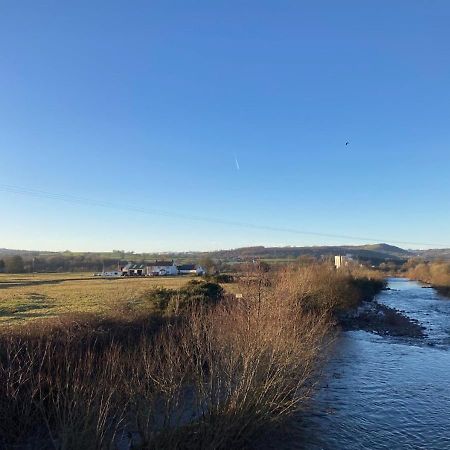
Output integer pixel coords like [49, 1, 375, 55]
[357, 243, 412, 257]
[1, 244, 449, 268]
[415, 248, 450, 260]
[203, 243, 413, 264]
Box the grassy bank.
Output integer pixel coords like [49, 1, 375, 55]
[0, 264, 384, 449]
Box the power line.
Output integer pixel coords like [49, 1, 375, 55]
[0, 183, 447, 248]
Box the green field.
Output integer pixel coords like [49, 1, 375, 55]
[0, 273, 199, 325]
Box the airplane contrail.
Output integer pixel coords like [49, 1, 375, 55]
[234, 154, 240, 171]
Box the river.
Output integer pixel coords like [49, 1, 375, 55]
[266, 278, 450, 449]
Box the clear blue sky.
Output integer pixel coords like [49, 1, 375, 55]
[1, 1, 449, 252]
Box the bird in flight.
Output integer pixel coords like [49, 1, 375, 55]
[345, 141, 350, 146]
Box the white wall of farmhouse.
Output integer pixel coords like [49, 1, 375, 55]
[146, 264, 178, 276]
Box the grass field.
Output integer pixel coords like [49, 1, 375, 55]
[0, 273, 200, 325]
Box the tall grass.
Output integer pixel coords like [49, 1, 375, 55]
[406, 260, 450, 296]
[0, 265, 382, 449]
[273, 263, 385, 313]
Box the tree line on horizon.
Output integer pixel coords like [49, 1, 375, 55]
[0, 254, 227, 275]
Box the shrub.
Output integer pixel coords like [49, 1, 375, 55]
[142, 286, 174, 311]
[204, 273, 235, 283]
[142, 281, 224, 314]
[167, 280, 224, 314]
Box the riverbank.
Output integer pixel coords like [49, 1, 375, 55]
[266, 278, 450, 450]
[406, 261, 450, 299]
[434, 285, 450, 298]
[420, 284, 450, 298]
[338, 275, 426, 338]
[340, 299, 426, 338]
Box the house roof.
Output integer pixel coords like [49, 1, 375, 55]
[177, 264, 197, 271]
[147, 260, 175, 267]
[123, 263, 145, 270]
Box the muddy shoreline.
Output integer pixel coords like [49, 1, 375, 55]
[339, 298, 426, 338]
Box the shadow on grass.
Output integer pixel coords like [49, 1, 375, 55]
[0, 293, 56, 321]
[0, 277, 95, 290]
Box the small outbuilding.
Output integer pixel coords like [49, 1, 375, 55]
[177, 264, 205, 276]
[122, 263, 146, 276]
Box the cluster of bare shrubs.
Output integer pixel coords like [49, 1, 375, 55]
[0, 324, 127, 449]
[0, 264, 383, 449]
[273, 263, 385, 313]
[406, 260, 450, 296]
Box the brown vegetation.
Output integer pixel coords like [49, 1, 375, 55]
[272, 263, 385, 313]
[0, 264, 384, 449]
[406, 260, 450, 297]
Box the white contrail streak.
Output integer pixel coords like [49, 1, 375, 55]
[234, 154, 240, 171]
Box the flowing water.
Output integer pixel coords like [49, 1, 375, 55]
[266, 278, 450, 449]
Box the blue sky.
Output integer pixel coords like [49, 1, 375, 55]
[1, 0, 449, 252]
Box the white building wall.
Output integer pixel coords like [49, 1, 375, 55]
[147, 265, 178, 276]
[335, 255, 344, 269]
[335, 255, 353, 269]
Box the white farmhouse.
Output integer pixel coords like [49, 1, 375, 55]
[146, 260, 178, 276]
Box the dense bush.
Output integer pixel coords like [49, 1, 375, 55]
[203, 273, 235, 283]
[181, 279, 224, 302]
[142, 280, 224, 313]
[142, 286, 174, 310]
